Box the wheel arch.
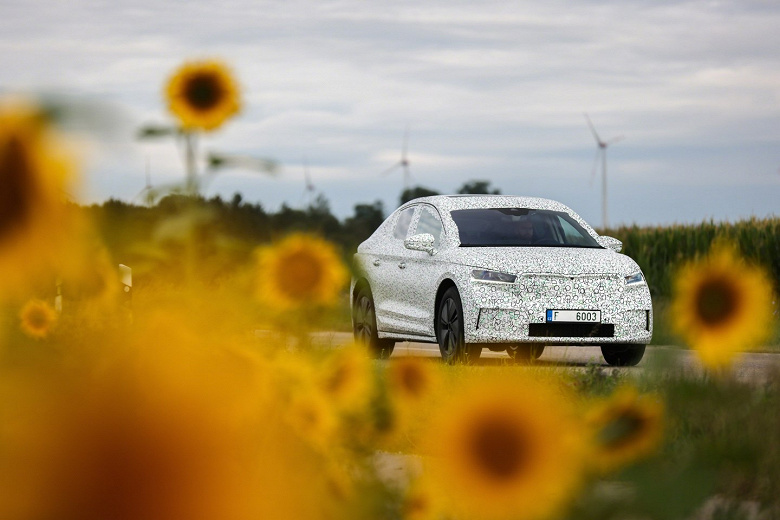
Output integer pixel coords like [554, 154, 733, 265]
[352, 277, 371, 305]
[433, 278, 458, 340]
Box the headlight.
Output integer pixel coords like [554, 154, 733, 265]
[471, 269, 517, 283]
[625, 271, 645, 286]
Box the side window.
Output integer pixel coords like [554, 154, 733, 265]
[414, 206, 444, 248]
[557, 215, 588, 246]
[393, 207, 416, 240]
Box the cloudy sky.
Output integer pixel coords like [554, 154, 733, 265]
[2, 0, 779, 227]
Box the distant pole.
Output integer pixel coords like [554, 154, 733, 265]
[602, 147, 608, 230]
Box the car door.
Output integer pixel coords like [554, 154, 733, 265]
[367, 205, 420, 333]
[400, 204, 447, 336]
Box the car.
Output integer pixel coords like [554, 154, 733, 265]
[350, 195, 652, 366]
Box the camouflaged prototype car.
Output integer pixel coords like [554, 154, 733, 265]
[351, 195, 652, 365]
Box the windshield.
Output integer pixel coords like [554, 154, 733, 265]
[450, 208, 602, 248]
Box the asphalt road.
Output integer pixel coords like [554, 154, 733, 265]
[307, 331, 780, 383]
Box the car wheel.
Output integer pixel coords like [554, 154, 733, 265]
[506, 344, 545, 363]
[436, 287, 481, 364]
[601, 344, 645, 367]
[353, 286, 395, 359]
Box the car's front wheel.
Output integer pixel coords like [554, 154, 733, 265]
[353, 286, 395, 359]
[601, 344, 645, 366]
[436, 287, 481, 364]
[506, 344, 545, 363]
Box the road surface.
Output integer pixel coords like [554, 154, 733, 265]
[305, 331, 780, 383]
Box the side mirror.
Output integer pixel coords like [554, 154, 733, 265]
[404, 233, 437, 255]
[597, 235, 623, 253]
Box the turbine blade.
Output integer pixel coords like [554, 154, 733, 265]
[607, 135, 625, 146]
[303, 159, 314, 190]
[402, 124, 410, 159]
[584, 113, 603, 145]
[380, 162, 402, 176]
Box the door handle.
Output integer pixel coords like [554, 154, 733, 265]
[373, 259, 381, 266]
[398, 262, 406, 269]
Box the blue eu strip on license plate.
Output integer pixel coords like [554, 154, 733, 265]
[546, 310, 601, 323]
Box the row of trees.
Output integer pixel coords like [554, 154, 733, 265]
[82, 180, 502, 278]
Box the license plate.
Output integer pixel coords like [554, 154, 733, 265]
[546, 310, 601, 323]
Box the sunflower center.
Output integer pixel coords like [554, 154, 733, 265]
[598, 410, 646, 449]
[183, 73, 224, 111]
[695, 276, 740, 325]
[280, 250, 324, 300]
[324, 364, 350, 395]
[468, 414, 528, 482]
[26, 308, 49, 330]
[0, 136, 34, 242]
[400, 366, 425, 397]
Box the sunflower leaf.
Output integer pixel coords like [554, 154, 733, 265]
[137, 124, 177, 139]
[206, 152, 279, 175]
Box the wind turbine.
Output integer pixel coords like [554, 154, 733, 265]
[585, 114, 624, 230]
[380, 125, 412, 191]
[133, 157, 155, 206]
[300, 156, 316, 207]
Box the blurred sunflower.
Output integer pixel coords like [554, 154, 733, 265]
[422, 376, 587, 520]
[255, 233, 348, 310]
[402, 479, 440, 520]
[671, 244, 774, 369]
[19, 299, 57, 339]
[166, 60, 241, 132]
[0, 102, 76, 296]
[0, 342, 342, 520]
[285, 391, 338, 450]
[585, 386, 664, 474]
[319, 344, 373, 412]
[387, 357, 439, 404]
[385, 357, 440, 434]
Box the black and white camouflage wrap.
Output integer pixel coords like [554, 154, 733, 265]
[351, 195, 652, 346]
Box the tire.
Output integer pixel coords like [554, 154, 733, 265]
[506, 344, 545, 363]
[601, 344, 645, 367]
[436, 286, 481, 364]
[353, 286, 395, 359]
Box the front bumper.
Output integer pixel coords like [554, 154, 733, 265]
[463, 274, 653, 345]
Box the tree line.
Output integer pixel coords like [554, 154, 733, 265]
[81, 180, 501, 280]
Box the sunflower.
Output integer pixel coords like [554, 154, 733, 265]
[166, 60, 241, 132]
[387, 357, 439, 404]
[421, 376, 587, 520]
[402, 479, 440, 520]
[585, 386, 664, 474]
[0, 102, 76, 296]
[671, 244, 774, 370]
[319, 344, 373, 412]
[19, 299, 58, 339]
[255, 233, 348, 310]
[285, 391, 338, 450]
[385, 358, 440, 436]
[0, 339, 342, 520]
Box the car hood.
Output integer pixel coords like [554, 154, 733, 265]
[450, 247, 640, 277]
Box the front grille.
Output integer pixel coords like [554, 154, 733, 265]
[528, 323, 614, 338]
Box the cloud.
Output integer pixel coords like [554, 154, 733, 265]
[2, 0, 780, 224]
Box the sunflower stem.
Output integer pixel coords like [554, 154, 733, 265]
[184, 131, 199, 196]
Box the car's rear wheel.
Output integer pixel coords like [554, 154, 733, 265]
[601, 343, 645, 366]
[353, 286, 395, 359]
[437, 287, 481, 364]
[506, 344, 545, 363]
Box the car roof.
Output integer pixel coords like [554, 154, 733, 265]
[402, 194, 574, 214]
